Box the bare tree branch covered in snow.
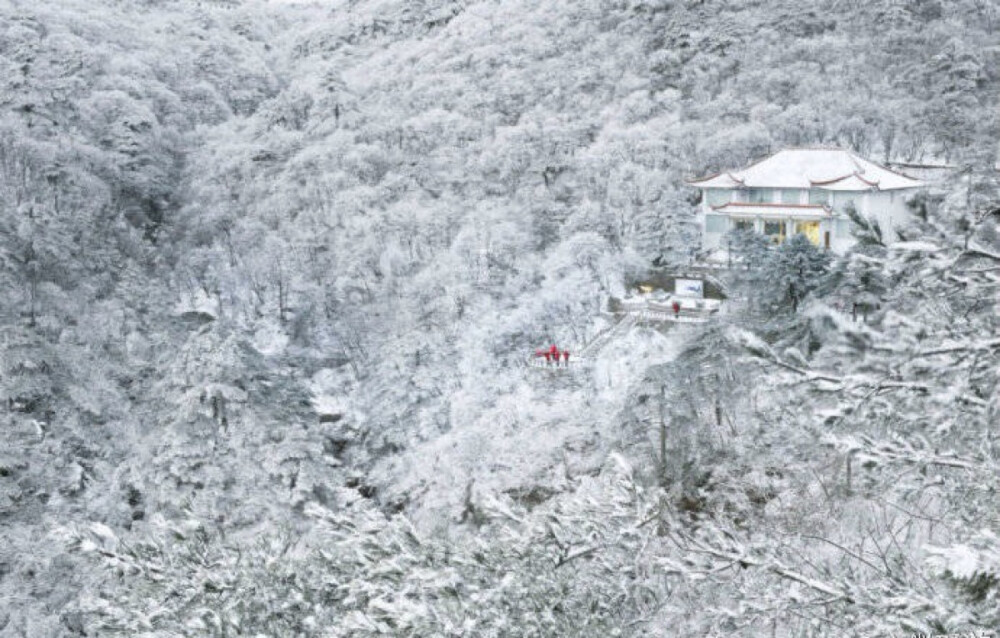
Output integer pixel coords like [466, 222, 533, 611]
[0, 0, 998, 636]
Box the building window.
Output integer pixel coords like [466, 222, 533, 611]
[808, 189, 830, 206]
[706, 189, 731, 207]
[763, 220, 786, 243]
[794, 220, 821, 245]
[780, 189, 802, 204]
[732, 188, 773, 203]
[705, 214, 727, 233]
[732, 218, 755, 232]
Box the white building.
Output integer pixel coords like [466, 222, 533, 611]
[688, 148, 924, 255]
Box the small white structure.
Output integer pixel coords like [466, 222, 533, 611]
[688, 148, 924, 255]
[674, 278, 704, 299]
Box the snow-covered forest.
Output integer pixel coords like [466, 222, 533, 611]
[1, 0, 999, 635]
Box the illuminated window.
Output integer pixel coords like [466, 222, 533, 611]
[794, 220, 821, 245]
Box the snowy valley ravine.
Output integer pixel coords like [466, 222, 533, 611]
[1, 0, 999, 636]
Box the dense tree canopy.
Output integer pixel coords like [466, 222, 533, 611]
[0, 0, 998, 635]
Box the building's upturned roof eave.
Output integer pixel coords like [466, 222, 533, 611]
[686, 172, 743, 187]
[810, 172, 883, 190]
[685, 172, 721, 185]
[848, 149, 922, 182]
[810, 174, 853, 186]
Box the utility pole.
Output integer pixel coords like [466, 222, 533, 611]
[659, 384, 667, 487]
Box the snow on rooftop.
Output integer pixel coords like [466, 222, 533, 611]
[689, 148, 924, 191]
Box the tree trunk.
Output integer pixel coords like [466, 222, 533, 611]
[659, 385, 668, 486]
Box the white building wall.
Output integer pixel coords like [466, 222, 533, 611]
[829, 217, 855, 253]
[700, 208, 723, 250]
[846, 191, 917, 248]
[863, 191, 912, 242]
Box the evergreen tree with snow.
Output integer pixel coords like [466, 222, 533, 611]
[763, 233, 832, 313]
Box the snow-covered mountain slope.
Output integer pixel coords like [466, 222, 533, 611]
[1, 0, 999, 635]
